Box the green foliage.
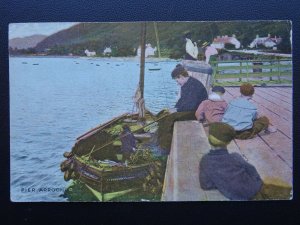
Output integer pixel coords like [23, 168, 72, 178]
[128, 147, 154, 165]
[63, 180, 99, 201]
[13, 21, 291, 57]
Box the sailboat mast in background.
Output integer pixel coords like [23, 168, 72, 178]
[137, 22, 147, 119]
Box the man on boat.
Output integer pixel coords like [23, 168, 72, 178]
[119, 125, 137, 161]
[157, 64, 208, 153]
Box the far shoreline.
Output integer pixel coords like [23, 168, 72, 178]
[9, 55, 179, 62]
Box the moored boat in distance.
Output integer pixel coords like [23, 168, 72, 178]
[148, 68, 161, 71]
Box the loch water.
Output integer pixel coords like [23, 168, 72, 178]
[10, 56, 179, 201]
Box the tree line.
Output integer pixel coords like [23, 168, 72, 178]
[9, 21, 292, 58]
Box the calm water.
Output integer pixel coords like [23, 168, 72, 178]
[10, 56, 179, 202]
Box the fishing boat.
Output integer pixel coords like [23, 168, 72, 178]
[60, 22, 213, 202]
[61, 110, 166, 201]
[60, 23, 169, 201]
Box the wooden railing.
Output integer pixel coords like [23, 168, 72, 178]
[210, 59, 292, 84]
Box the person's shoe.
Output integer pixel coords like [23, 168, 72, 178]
[265, 125, 277, 134]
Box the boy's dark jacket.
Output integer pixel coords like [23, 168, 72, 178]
[199, 148, 263, 200]
[175, 76, 208, 112]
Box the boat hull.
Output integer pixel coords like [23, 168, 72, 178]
[61, 111, 158, 200]
[72, 156, 152, 194]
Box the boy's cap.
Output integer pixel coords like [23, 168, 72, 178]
[208, 122, 236, 146]
[212, 86, 225, 94]
[240, 83, 255, 96]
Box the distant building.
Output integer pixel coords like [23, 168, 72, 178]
[103, 47, 112, 56]
[211, 35, 241, 49]
[137, 43, 157, 57]
[249, 34, 282, 48]
[84, 49, 96, 57]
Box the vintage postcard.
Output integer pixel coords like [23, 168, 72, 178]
[9, 21, 292, 202]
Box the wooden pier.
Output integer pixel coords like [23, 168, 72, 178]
[161, 86, 293, 201]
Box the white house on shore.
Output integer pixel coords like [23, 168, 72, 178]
[103, 47, 112, 56]
[211, 35, 241, 49]
[84, 49, 96, 57]
[137, 43, 157, 57]
[249, 34, 282, 49]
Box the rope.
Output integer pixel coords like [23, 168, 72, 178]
[162, 67, 171, 108]
[86, 145, 96, 159]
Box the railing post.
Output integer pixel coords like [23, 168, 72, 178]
[213, 61, 218, 84]
[239, 61, 242, 83]
[277, 58, 281, 83]
[246, 61, 249, 82]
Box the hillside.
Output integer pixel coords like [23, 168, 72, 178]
[31, 21, 293, 57]
[9, 34, 47, 49]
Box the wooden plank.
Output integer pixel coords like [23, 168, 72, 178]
[254, 106, 291, 138]
[254, 88, 292, 110]
[224, 87, 242, 100]
[252, 88, 291, 122]
[225, 87, 292, 113]
[234, 138, 292, 185]
[161, 121, 228, 201]
[225, 87, 292, 138]
[258, 131, 293, 168]
[216, 129, 292, 187]
[256, 87, 292, 105]
[274, 87, 292, 94]
[251, 96, 292, 121]
[271, 87, 292, 98]
[222, 87, 293, 167]
[162, 119, 293, 200]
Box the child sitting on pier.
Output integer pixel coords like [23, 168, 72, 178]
[199, 122, 292, 200]
[199, 122, 263, 200]
[221, 83, 276, 139]
[195, 85, 227, 124]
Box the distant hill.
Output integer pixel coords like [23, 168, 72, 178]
[32, 21, 293, 57]
[9, 35, 47, 49]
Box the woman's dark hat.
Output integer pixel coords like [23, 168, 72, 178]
[212, 86, 225, 94]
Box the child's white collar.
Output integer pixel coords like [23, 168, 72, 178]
[208, 92, 223, 101]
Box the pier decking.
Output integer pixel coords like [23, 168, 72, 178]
[161, 86, 293, 201]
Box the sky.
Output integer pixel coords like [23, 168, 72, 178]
[9, 22, 79, 39]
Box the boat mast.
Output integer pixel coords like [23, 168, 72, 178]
[138, 22, 147, 119]
[153, 22, 161, 58]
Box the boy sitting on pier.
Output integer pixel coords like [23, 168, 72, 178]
[157, 64, 208, 152]
[199, 122, 292, 200]
[222, 83, 276, 139]
[195, 85, 227, 124]
[199, 122, 263, 200]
